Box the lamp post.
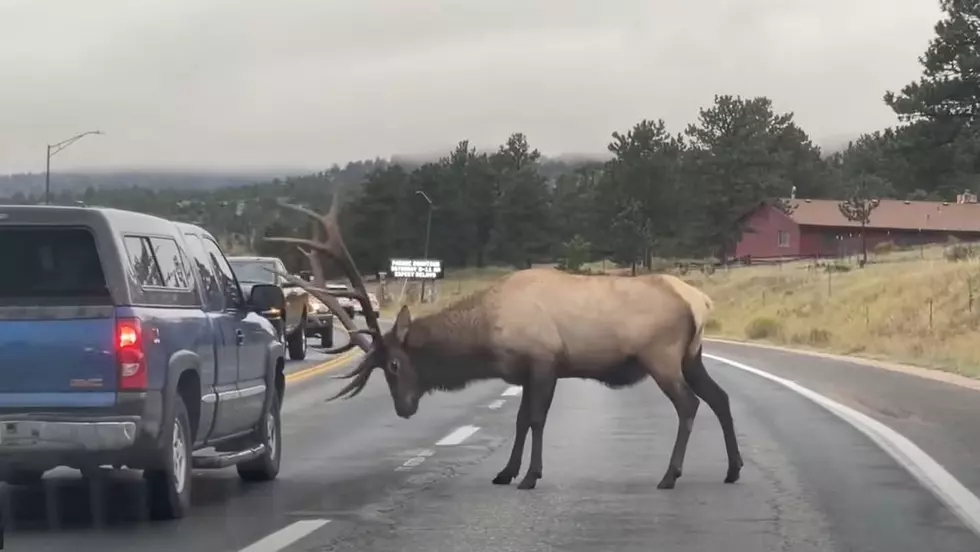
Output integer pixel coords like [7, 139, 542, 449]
[415, 190, 434, 302]
[45, 130, 104, 205]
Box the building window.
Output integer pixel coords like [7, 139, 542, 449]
[777, 230, 790, 248]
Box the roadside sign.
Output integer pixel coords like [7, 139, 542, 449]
[389, 258, 442, 279]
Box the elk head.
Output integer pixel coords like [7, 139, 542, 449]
[264, 189, 423, 418]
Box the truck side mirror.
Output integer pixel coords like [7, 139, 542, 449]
[249, 283, 286, 318]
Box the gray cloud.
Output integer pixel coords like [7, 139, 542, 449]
[0, 0, 943, 173]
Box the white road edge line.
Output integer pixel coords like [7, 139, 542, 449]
[705, 353, 980, 539]
[501, 386, 522, 397]
[237, 519, 331, 552]
[435, 425, 481, 446]
[488, 399, 506, 409]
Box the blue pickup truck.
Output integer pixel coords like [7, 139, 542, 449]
[0, 205, 287, 520]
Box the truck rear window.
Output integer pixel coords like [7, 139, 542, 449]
[0, 227, 111, 303]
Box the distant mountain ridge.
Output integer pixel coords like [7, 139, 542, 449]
[0, 137, 851, 199]
[0, 170, 305, 197]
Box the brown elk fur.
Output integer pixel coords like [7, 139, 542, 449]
[266, 192, 743, 491]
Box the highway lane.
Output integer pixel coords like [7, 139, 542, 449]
[289, 354, 980, 552]
[706, 339, 980, 499]
[3, 338, 980, 551]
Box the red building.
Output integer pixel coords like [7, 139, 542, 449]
[733, 193, 980, 260]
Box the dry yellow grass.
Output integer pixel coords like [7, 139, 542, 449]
[369, 244, 980, 378]
[685, 244, 980, 377]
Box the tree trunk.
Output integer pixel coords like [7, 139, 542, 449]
[630, 260, 637, 277]
[860, 221, 868, 268]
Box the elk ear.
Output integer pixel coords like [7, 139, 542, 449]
[394, 305, 411, 343]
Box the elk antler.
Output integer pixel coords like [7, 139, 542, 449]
[264, 188, 382, 338]
[263, 187, 385, 399]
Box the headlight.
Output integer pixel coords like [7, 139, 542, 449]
[307, 296, 327, 312]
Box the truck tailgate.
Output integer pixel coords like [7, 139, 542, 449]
[0, 309, 118, 403]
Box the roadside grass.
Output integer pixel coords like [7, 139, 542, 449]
[685, 243, 980, 378]
[368, 242, 980, 378]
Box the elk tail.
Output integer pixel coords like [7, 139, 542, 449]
[660, 274, 713, 359]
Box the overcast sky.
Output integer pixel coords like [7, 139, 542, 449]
[0, 0, 942, 173]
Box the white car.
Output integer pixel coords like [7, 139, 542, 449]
[356, 291, 381, 316]
[325, 283, 357, 319]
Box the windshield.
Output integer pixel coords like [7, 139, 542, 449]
[228, 259, 277, 285]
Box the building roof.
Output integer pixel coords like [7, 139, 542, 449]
[777, 198, 980, 233]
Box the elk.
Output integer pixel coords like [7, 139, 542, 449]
[266, 190, 743, 491]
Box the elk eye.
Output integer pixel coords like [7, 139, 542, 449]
[388, 359, 400, 374]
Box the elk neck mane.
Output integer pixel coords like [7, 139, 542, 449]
[402, 287, 502, 393]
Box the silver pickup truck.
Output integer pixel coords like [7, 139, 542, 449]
[227, 256, 311, 360]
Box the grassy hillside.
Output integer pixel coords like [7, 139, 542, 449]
[373, 241, 980, 378]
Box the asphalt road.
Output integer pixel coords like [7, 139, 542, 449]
[4, 335, 980, 552]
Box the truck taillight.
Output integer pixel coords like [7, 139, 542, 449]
[116, 318, 147, 390]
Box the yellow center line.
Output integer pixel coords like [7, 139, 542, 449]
[285, 349, 360, 384]
[284, 322, 364, 384]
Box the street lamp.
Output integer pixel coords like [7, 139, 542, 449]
[45, 130, 104, 205]
[415, 190, 434, 302]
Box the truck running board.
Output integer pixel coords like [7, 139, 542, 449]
[192, 443, 267, 469]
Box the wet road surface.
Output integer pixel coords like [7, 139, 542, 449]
[3, 339, 980, 551]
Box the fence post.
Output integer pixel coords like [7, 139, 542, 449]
[969, 277, 974, 314]
[928, 298, 934, 331]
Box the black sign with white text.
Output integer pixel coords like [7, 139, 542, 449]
[389, 258, 443, 279]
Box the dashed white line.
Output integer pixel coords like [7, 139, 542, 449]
[488, 399, 506, 409]
[435, 425, 481, 446]
[501, 385, 522, 397]
[706, 353, 980, 540]
[237, 519, 331, 552]
[395, 449, 434, 471]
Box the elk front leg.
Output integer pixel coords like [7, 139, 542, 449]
[517, 372, 557, 490]
[492, 389, 531, 485]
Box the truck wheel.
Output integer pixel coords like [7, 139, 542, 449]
[287, 321, 308, 361]
[144, 395, 193, 520]
[2, 468, 45, 486]
[237, 391, 282, 482]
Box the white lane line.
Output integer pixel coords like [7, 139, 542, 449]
[488, 399, 506, 409]
[435, 425, 481, 446]
[502, 386, 522, 397]
[706, 353, 980, 539]
[395, 449, 434, 472]
[237, 519, 331, 552]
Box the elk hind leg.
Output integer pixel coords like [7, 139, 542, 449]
[683, 346, 743, 483]
[517, 370, 557, 490]
[644, 351, 700, 490]
[493, 389, 531, 485]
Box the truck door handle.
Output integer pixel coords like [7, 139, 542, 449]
[235, 329, 245, 345]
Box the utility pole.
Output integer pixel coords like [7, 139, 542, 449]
[45, 130, 104, 204]
[416, 190, 434, 302]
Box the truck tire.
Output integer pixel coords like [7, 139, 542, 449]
[287, 318, 308, 361]
[144, 395, 193, 520]
[237, 391, 282, 482]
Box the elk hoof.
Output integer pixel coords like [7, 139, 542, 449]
[492, 471, 515, 485]
[724, 468, 741, 484]
[725, 458, 743, 484]
[517, 477, 537, 490]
